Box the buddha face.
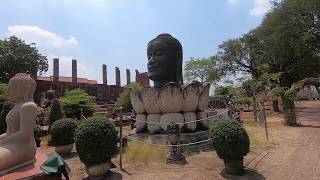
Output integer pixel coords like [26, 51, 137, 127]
[7, 73, 36, 101]
[147, 39, 177, 81]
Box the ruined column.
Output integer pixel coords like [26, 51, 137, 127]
[115, 67, 121, 86]
[135, 69, 139, 82]
[72, 59, 77, 83]
[102, 64, 107, 85]
[126, 69, 131, 85]
[53, 58, 59, 82]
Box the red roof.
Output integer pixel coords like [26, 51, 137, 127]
[37, 76, 97, 84]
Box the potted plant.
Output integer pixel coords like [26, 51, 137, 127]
[50, 118, 77, 155]
[34, 125, 42, 147]
[75, 116, 118, 178]
[209, 118, 250, 175]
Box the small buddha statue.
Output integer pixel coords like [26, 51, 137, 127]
[0, 73, 38, 173]
[147, 34, 183, 88]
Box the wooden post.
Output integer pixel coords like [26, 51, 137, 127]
[119, 107, 123, 170]
[261, 101, 269, 142]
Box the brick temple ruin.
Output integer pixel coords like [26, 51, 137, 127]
[35, 58, 149, 103]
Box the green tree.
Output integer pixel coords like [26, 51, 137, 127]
[0, 36, 48, 83]
[184, 57, 220, 83]
[0, 101, 15, 134]
[60, 89, 96, 119]
[217, 0, 320, 125]
[115, 82, 143, 112]
[0, 84, 9, 111]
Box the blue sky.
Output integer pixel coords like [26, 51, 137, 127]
[0, 0, 272, 85]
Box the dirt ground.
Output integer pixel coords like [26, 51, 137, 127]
[39, 100, 320, 180]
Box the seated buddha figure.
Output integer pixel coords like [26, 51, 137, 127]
[0, 73, 38, 173]
[147, 33, 183, 88]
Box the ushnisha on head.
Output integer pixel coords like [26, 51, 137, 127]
[8, 73, 36, 102]
[147, 33, 183, 88]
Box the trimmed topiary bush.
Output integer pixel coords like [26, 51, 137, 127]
[48, 99, 65, 131]
[209, 118, 250, 160]
[74, 116, 118, 166]
[60, 89, 96, 119]
[50, 118, 77, 146]
[0, 101, 15, 134]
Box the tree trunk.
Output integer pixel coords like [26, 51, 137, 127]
[252, 96, 258, 122]
[272, 98, 280, 112]
[282, 96, 297, 125]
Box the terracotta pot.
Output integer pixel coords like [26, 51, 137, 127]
[130, 89, 145, 113]
[198, 83, 210, 111]
[182, 82, 201, 112]
[223, 159, 244, 175]
[85, 161, 112, 178]
[141, 87, 161, 113]
[158, 82, 183, 113]
[55, 143, 74, 155]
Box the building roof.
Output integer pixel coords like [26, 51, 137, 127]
[37, 76, 97, 84]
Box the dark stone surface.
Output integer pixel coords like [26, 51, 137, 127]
[147, 34, 183, 88]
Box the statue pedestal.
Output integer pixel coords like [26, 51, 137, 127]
[166, 146, 186, 165]
[0, 150, 48, 180]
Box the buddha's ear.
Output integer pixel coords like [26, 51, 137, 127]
[24, 84, 31, 101]
[176, 50, 183, 84]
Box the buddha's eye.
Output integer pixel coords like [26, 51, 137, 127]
[155, 50, 163, 56]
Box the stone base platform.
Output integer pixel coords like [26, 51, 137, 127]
[1, 150, 49, 180]
[128, 130, 213, 152]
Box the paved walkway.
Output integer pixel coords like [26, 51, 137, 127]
[249, 101, 320, 180]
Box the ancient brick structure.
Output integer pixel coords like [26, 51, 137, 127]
[35, 58, 148, 103]
[135, 70, 149, 86]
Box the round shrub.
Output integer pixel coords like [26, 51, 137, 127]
[74, 116, 118, 166]
[209, 118, 250, 160]
[50, 118, 77, 146]
[0, 101, 15, 134]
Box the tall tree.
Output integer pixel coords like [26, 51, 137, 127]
[0, 36, 48, 83]
[184, 57, 220, 83]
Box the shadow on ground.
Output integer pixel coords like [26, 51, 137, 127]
[220, 168, 265, 180]
[84, 170, 123, 180]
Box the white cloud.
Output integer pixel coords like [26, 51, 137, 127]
[7, 25, 78, 48]
[250, 0, 272, 16]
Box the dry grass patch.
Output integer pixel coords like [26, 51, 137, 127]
[124, 141, 168, 164]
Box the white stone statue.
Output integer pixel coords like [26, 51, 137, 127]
[0, 73, 38, 174]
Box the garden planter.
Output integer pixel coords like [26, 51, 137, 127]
[35, 139, 41, 147]
[223, 159, 244, 175]
[85, 161, 112, 178]
[55, 143, 74, 155]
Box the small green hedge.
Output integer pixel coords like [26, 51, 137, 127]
[209, 118, 250, 160]
[74, 116, 118, 166]
[60, 89, 96, 119]
[0, 101, 15, 134]
[50, 118, 77, 146]
[48, 99, 65, 129]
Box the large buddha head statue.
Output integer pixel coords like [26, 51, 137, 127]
[147, 34, 183, 88]
[8, 73, 36, 102]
